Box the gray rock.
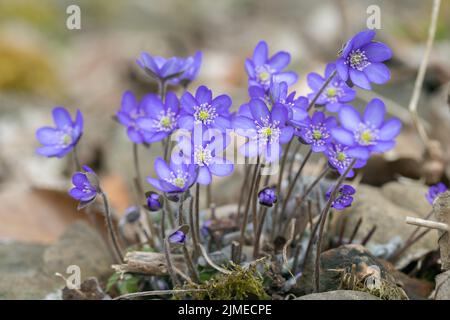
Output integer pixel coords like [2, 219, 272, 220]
[333, 184, 438, 269]
[294, 244, 408, 299]
[433, 270, 450, 300]
[0, 242, 59, 299]
[296, 290, 380, 300]
[381, 180, 431, 216]
[43, 221, 115, 283]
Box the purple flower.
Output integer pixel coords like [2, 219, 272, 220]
[326, 184, 356, 210]
[69, 165, 100, 209]
[258, 187, 277, 207]
[336, 30, 392, 90]
[295, 111, 337, 153]
[146, 191, 162, 211]
[245, 40, 298, 90]
[426, 183, 448, 204]
[233, 99, 294, 163]
[177, 133, 234, 185]
[147, 157, 198, 194]
[169, 51, 202, 86]
[307, 63, 356, 112]
[136, 52, 193, 81]
[239, 81, 308, 124]
[179, 85, 232, 131]
[331, 98, 402, 158]
[168, 230, 186, 244]
[324, 142, 367, 178]
[36, 106, 83, 158]
[116, 91, 152, 144]
[135, 91, 180, 143]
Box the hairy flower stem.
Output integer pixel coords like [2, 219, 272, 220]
[252, 164, 263, 242]
[188, 196, 200, 258]
[131, 143, 157, 247]
[206, 184, 212, 208]
[287, 142, 302, 184]
[99, 191, 124, 262]
[194, 183, 201, 244]
[272, 139, 293, 233]
[307, 70, 337, 111]
[177, 198, 184, 225]
[237, 163, 251, 221]
[296, 166, 330, 208]
[253, 207, 268, 258]
[183, 244, 199, 283]
[158, 79, 167, 102]
[277, 149, 312, 237]
[164, 239, 181, 287]
[314, 159, 356, 292]
[237, 159, 260, 263]
[72, 145, 81, 171]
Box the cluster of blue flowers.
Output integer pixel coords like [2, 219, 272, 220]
[35, 29, 402, 242]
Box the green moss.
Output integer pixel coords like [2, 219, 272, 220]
[178, 263, 270, 300]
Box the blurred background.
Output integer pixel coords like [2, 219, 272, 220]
[0, 0, 449, 298]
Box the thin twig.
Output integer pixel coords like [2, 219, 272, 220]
[114, 289, 207, 300]
[198, 244, 232, 275]
[348, 217, 363, 244]
[408, 0, 441, 149]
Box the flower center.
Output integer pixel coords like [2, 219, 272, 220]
[154, 109, 177, 132]
[355, 123, 379, 146]
[160, 116, 171, 128]
[194, 103, 217, 125]
[255, 65, 274, 86]
[305, 124, 329, 146]
[166, 170, 189, 189]
[336, 151, 346, 162]
[62, 133, 72, 146]
[256, 117, 280, 144]
[346, 49, 370, 71]
[312, 130, 322, 140]
[194, 146, 212, 166]
[173, 177, 185, 188]
[326, 88, 337, 97]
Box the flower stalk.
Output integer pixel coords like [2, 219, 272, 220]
[314, 159, 356, 292]
[100, 191, 124, 262]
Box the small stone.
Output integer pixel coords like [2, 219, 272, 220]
[381, 180, 430, 216]
[43, 221, 114, 283]
[433, 270, 450, 300]
[296, 290, 380, 300]
[333, 184, 438, 269]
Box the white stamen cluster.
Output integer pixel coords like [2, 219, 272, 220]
[194, 103, 218, 125]
[194, 145, 213, 166]
[165, 170, 189, 189]
[153, 109, 177, 132]
[255, 64, 275, 86]
[255, 116, 281, 144]
[345, 49, 371, 71]
[354, 123, 379, 146]
[305, 123, 329, 147]
[328, 145, 352, 170]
